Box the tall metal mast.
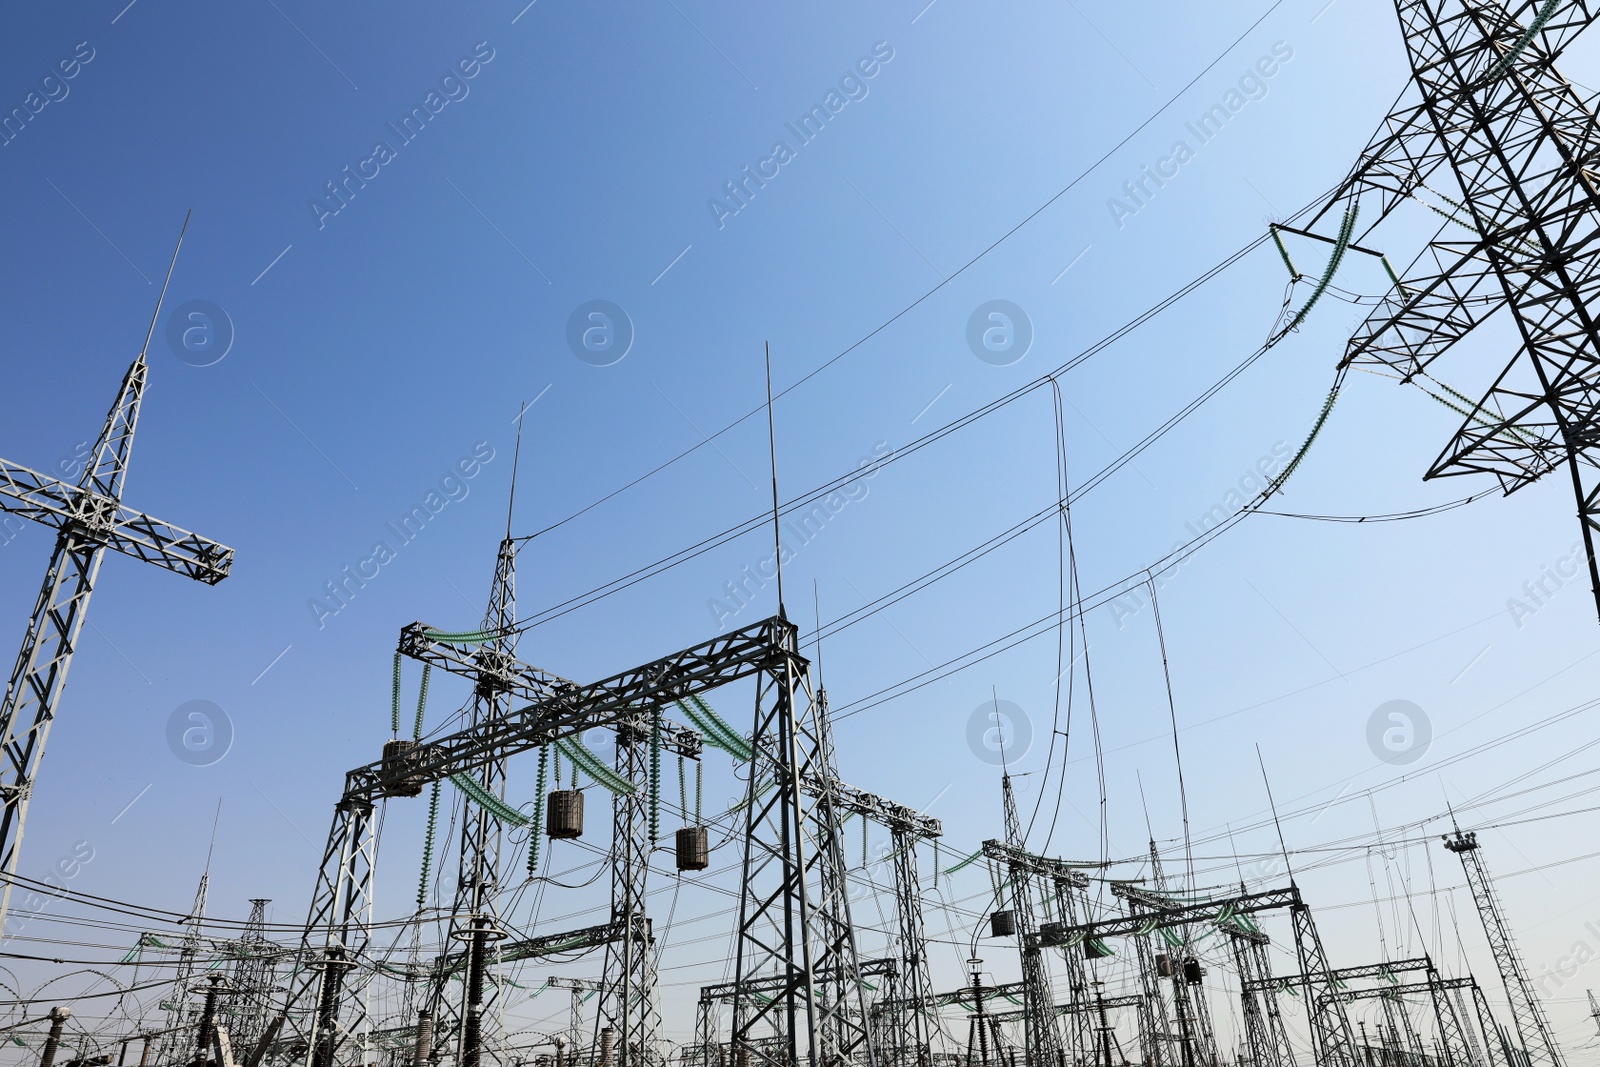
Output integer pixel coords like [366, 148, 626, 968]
[0, 217, 232, 930]
[230, 898, 279, 1055]
[998, 773, 1062, 1067]
[158, 872, 212, 1067]
[1445, 830, 1563, 1067]
[431, 411, 533, 1067]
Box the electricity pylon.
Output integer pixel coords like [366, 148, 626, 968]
[1445, 830, 1563, 1067]
[0, 221, 232, 931]
[428, 533, 519, 1067]
[1288, 0, 1600, 616]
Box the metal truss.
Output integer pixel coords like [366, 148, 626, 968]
[729, 639, 876, 1067]
[986, 778, 1066, 1067]
[0, 353, 232, 931]
[808, 743, 941, 1067]
[1057, 885, 1357, 1067]
[1289, 899, 1360, 1067]
[1110, 883, 1216, 1067]
[1228, 930, 1294, 1067]
[593, 717, 699, 1067]
[279, 615, 870, 1067]
[1289, 0, 1600, 616]
[1447, 831, 1563, 1067]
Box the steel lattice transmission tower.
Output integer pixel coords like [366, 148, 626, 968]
[417, 533, 519, 1067]
[0, 222, 232, 932]
[1289, 0, 1600, 613]
[230, 899, 280, 1055]
[1445, 830, 1563, 1067]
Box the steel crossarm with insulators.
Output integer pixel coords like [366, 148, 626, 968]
[1243, 955, 1438, 993]
[349, 618, 792, 802]
[1062, 887, 1300, 942]
[980, 839, 1091, 888]
[990, 994, 1145, 1025]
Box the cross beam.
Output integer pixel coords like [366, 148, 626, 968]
[354, 617, 790, 803]
[1063, 888, 1300, 943]
[0, 459, 231, 582]
[981, 840, 1091, 888]
[1243, 956, 1436, 993]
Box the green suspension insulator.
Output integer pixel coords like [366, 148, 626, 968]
[390, 653, 402, 737]
[677, 755, 688, 820]
[649, 706, 662, 842]
[417, 780, 441, 911]
[413, 664, 432, 741]
[529, 745, 549, 876]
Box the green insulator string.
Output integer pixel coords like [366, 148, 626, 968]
[677, 755, 688, 821]
[529, 745, 549, 876]
[1281, 204, 1358, 337]
[417, 780, 441, 911]
[554, 747, 563, 792]
[1486, 0, 1559, 83]
[649, 708, 662, 842]
[412, 664, 432, 741]
[390, 653, 402, 737]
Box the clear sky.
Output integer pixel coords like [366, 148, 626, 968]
[4, 0, 1600, 1058]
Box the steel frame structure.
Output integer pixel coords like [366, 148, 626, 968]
[729, 633, 875, 1067]
[1287, 0, 1600, 615]
[422, 536, 521, 1067]
[804, 742, 941, 1067]
[980, 788, 1083, 1067]
[1110, 883, 1218, 1067]
[277, 615, 872, 1067]
[1228, 930, 1294, 1067]
[0, 346, 232, 932]
[1445, 831, 1562, 1067]
[1059, 885, 1358, 1067]
[594, 717, 701, 1067]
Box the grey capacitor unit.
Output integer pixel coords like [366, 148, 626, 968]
[676, 826, 710, 871]
[990, 910, 1016, 938]
[547, 789, 584, 839]
[379, 739, 426, 798]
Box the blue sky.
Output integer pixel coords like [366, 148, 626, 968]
[5, 0, 1600, 1055]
